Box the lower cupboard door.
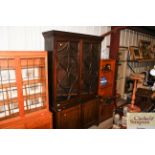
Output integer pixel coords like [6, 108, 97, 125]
[56, 105, 81, 129]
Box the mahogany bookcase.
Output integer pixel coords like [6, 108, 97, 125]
[0, 51, 52, 129]
[43, 30, 102, 128]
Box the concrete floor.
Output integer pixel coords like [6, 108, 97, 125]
[89, 117, 113, 129]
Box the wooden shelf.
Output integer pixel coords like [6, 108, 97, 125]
[56, 93, 78, 97]
[22, 79, 45, 85]
[127, 59, 155, 62]
[21, 64, 45, 69]
[107, 45, 129, 49]
[136, 59, 155, 62]
[24, 106, 46, 113]
[0, 79, 45, 89]
[0, 113, 19, 121]
[100, 70, 113, 73]
[0, 82, 17, 89]
[0, 98, 18, 106]
[0, 93, 46, 106]
[23, 92, 46, 99]
[99, 83, 112, 89]
[118, 59, 155, 62]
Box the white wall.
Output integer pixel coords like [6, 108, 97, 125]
[0, 26, 111, 59]
[120, 29, 155, 47]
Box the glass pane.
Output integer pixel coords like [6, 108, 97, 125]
[0, 58, 19, 120]
[10, 103, 19, 114]
[56, 41, 79, 102]
[0, 70, 16, 84]
[24, 97, 44, 110]
[21, 58, 46, 112]
[7, 87, 18, 99]
[82, 42, 100, 94]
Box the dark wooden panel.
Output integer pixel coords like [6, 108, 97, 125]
[98, 99, 114, 123]
[55, 104, 81, 129]
[43, 30, 102, 43]
[81, 99, 98, 128]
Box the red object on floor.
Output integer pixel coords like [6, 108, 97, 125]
[127, 104, 141, 112]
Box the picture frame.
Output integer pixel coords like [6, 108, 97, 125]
[139, 40, 151, 59]
[129, 46, 142, 60]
